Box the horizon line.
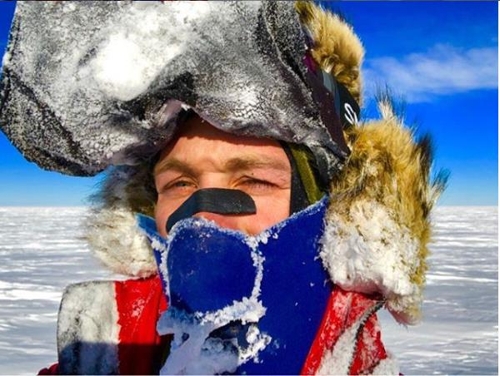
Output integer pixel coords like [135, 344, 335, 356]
[0, 204, 497, 209]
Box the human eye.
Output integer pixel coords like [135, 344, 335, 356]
[238, 176, 277, 194]
[170, 180, 196, 189]
[157, 176, 197, 196]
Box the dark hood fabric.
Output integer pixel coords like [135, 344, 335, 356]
[0, 1, 348, 177]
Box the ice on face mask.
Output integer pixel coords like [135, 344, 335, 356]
[138, 197, 331, 374]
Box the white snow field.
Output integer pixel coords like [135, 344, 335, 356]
[0, 206, 497, 375]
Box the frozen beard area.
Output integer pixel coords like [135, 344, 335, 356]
[138, 198, 331, 375]
[0, 206, 497, 374]
[140, 215, 268, 375]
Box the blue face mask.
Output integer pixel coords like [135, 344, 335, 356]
[138, 195, 331, 375]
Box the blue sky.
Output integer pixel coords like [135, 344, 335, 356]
[0, 1, 497, 206]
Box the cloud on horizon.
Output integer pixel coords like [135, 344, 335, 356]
[363, 44, 498, 103]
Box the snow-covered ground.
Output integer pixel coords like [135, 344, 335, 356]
[379, 207, 498, 375]
[0, 206, 497, 375]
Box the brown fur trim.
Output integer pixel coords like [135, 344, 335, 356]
[331, 99, 445, 276]
[295, 1, 364, 105]
[323, 96, 447, 323]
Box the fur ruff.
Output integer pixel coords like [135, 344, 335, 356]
[323, 97, 445, 325]
[84, 2, 445, 326]
[295, 2, 364, 105]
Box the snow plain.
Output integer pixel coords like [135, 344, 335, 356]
[0, 206, 497, 375]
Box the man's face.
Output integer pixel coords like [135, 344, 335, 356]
[154, 115, 292, 237]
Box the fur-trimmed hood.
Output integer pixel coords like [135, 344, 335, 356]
[84, 3, 445, 326]
[1, 2, 446, 326]
[85, 99, 444, 326]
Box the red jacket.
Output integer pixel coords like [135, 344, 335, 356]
[40, 275, 392, 375]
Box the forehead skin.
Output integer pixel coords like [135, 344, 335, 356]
[156, 115, 287, 166]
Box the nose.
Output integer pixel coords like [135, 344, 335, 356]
[193, 212, 247, 232]
[165, 188, 257, 233]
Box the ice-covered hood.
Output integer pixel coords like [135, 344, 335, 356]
[83, 3, 446, 326]
[1, 1, 446, 326]
[84, 97, 446, 326]
[0, 1, 353, 178]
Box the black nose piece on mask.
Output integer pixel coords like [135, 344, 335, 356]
[166, 188, 257, 232]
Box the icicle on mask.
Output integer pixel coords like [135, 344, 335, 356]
[138, 189, 331, 375]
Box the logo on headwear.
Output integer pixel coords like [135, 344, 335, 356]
[344, 102, 359, 126]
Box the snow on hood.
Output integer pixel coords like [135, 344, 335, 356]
[3, 2, 445, 327]
[0, 1, 347, 177]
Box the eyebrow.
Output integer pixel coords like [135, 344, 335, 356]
[154, 155, 290, 176]
[154, 158, 197, 177]
[224, 155, 290, 173]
